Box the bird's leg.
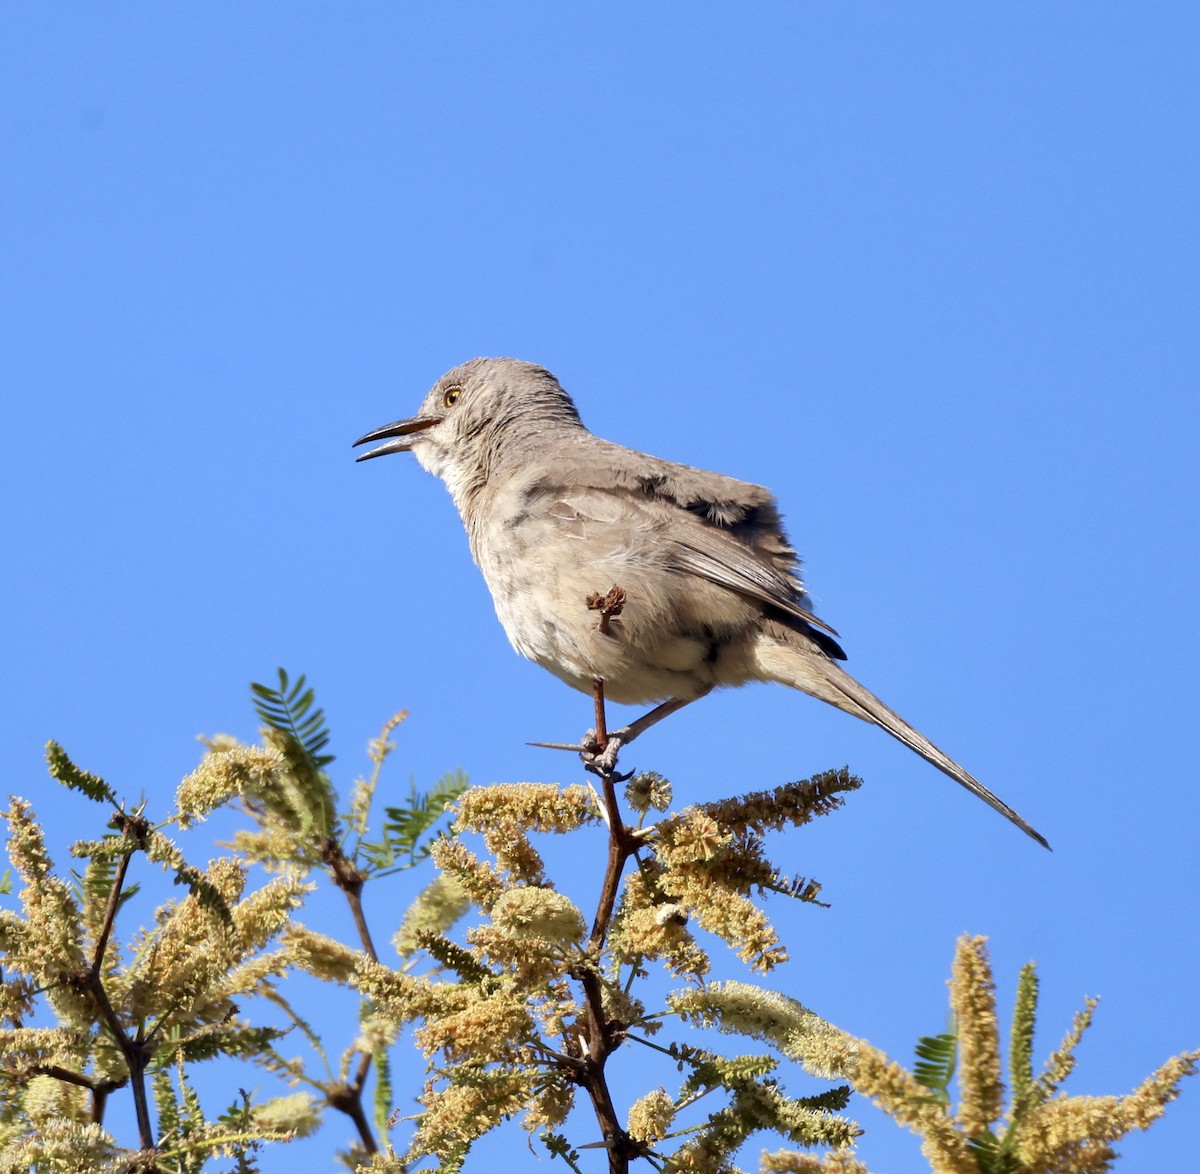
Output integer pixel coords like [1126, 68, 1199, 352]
[592, 678, 608, 750]
[530, 584, 710, 770]
[583, 687, 713, 774]
[607, 689, 711, 749]
[581, 678, 620, 775]
[530, 686, 714, 772]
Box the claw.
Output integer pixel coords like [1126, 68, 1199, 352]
[580, 730, 627, 775]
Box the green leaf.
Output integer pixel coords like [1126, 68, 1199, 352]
[912, 1030, 957, 1105]
[541, 1131, 584, 1173]
[967, 1129, 1020, 1174]
[250, 668, 338, 837]
[794, 1084, 853, 1113]
[251, 669, 335, 771]
[367, 769, 468, 872]
[162, 1025, 288, 1064]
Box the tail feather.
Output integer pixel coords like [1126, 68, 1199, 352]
[754, 631, 1050, 850]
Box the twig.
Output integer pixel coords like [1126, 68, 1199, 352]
[322, 839, 380, 1155]
[90, 848, 132, 979]
[30, 1063, 125, 1096]
[590, 775, 633, 948]
[76, 842, 155, 1149]
[574, 680, 643, 1173]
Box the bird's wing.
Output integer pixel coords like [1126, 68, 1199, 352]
[667, 523, 842, 641]
[525, 445, 846, 656]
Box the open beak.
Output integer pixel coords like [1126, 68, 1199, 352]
[352, 415, 440, 461]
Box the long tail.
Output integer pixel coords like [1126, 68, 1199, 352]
[754, 629, 1050, 849]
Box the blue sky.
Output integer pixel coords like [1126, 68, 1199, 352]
[3, 5, 1199, 1170]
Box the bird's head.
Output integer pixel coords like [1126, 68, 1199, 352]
[353, 357, 583, 487]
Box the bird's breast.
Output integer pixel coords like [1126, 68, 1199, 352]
[468, 503, 757, 705]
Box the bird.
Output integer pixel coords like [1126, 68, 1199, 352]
[354, 357, 1048, 848]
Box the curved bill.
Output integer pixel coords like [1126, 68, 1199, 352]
[352, 415, 440, 461]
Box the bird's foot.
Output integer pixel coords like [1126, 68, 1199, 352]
[580, 728, 626, 776]
[527, 729, 634, 779]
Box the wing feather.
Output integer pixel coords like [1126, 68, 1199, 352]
[523, 440, 846, 658]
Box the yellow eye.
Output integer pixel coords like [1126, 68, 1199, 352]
[443, 386, 462, 408]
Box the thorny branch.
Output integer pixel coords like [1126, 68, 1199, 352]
[70, 811, 156, 1149]
[322, 838, 381, 1155]
[576, 677, 644, 1174]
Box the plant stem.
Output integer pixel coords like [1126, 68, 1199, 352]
[323, 840, 380, 1155]
[81, 843, 155, 1149]
[577, 691, 643, 1174]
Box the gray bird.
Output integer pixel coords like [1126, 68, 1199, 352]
[355, 357, 1048, 848]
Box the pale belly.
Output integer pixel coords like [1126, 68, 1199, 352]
[475, 528, 759, 706]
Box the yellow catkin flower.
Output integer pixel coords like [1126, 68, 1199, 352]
[626, 1087, 677, 1143]
[250, 1092, 321, 1138]
[523, 1079, 575, 1130]
[1113, 1051, 1200, 1129]
[625, 771, 673, 813]
[3, 801, 87, 989]
[659, 808, 729, 863]
[453, 782, 599, 836]
[393, 874, 472, 958]
[669, 982, 859, 1081]
[949, 934, 1004, 1136]
[415, 988, 533, 1063]
[126, 860, 299, 1023]
[1038, 998, 1098, 1093]
[406, 1069, 534, 1161]
[225, 825, 308, 871]
[368, 710, 409, 765]
[2, 1119, 116, 1168]
[467, 922, 569, 986]
[285, 925, 365, 984]
[850, 1044, 977, 1174]
[175, 741, 287, 825]
[429, 837, 504, 911]
[675, 874, 785, 972]
[652, 808, 793, 970]
[230, 872, 310, 954]
[491, 886, 585, 947]
[760, 1148, 872, 1173]
[698, 771, 859, 835]
[353, 958, 459, 1024]
[1015, 1050, 1200, 1169]
[21, 1075, 89, 1125]
[0, 973, 35, 1025]
[608, 861, 709, 979]
[482, 827, 547, 884]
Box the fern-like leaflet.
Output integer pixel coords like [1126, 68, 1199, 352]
[912, 1029, 957, 1105]
[251, 669, 334, 772]
[366, 769, 469, 873]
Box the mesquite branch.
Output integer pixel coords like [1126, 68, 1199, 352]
[73, 814, 155, 1149]
[322, 838, 381, 1155]
[576, 681, 644, 1174]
